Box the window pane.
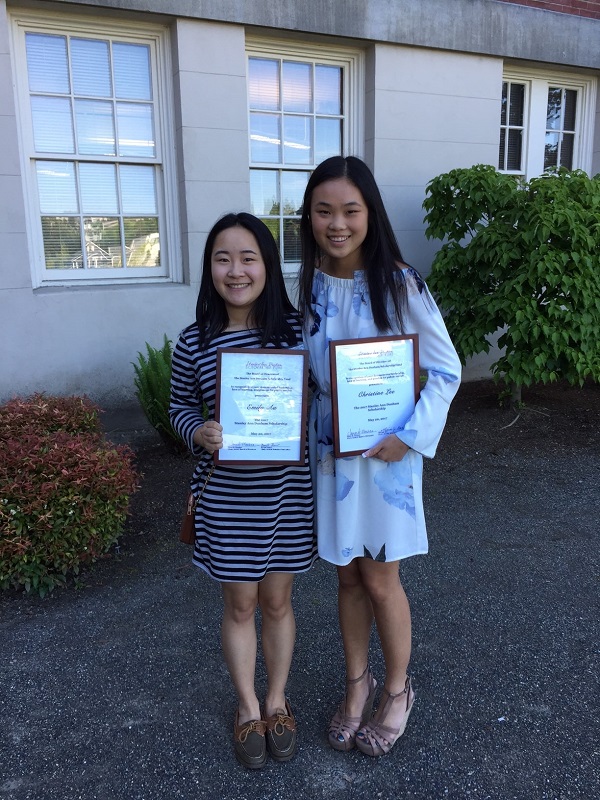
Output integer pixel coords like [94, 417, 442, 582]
[250, 170, 279, 216]
[248, 58, 280, 111]
[260, 217, 280, 249]
[564, 90, 577, 131]
[498, 130, 505, 170]
[544, 132, 559, 169]
[281, 171, 309, 216]
[114, 43, 152, 100]
[282, 62, 312, 113]
[250, 112, 281, 163]
[560, 133, 574, 168]
[116, 103, 155, 158]
[315, 65, 341, 115]
[316, 118, 341, 164]
[84, 217, 122, 267]
[283, 219, 301, 263]
[507, 129, 522, 171]
[547, 88, 562, 130]
[41, 216, 82, 268]
[508, 83, 524, 126]
[80, 163, 118, 214]
[37, 161, 78, 214]
[71, 38, 111, 97]
[283, 115, 312, 164]
[26, 33, 69, 94]
[500, 82, 507, 126]
[31, 96, 74, 153]
[75, 99, 116, 155]
[120, 165, 157, 215]
[125, 218, 160, 266]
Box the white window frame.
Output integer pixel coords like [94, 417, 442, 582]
[246, 37, 364, 273]
[10, 10, 181, 288]
[500, 67, 597, 180]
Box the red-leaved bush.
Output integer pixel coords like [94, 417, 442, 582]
[0, 394, 139, 596]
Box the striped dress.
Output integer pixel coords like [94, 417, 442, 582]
[169, 319, 316, 583]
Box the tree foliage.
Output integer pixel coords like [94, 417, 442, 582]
[423, 165, 600, 399]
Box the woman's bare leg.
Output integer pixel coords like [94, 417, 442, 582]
[336, 560, 376, 717]
[359, 558, 412, 731]
[258, 572, 296, 716]
[221, 581, 261, 724]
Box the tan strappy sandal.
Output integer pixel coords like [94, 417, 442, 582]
[327, 666, 378, 752]
[355, 675, 414, 757]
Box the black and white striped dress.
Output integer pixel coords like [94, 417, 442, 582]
[169, 319, 316, 583]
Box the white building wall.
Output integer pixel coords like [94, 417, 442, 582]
[174, 19, 250, 286]
[365, 45, 505, 381]
[367, 44, 502, 276]
[0, 14, 250, 405]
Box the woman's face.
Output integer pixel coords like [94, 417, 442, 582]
[309, 177, 369, 277]
[211, 226, 266, 324]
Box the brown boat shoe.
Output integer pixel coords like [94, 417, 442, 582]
[233, 712, 267, 770]
[263, 699, 297, 762]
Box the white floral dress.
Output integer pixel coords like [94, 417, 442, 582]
[304, 268, 461, 565]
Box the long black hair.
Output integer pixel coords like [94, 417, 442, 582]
[196, 213, 298, 349]
[298, 156, 409, 333]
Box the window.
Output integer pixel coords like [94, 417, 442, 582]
[11, 12, 179, 286]
[246, 40, 363, 270]
[498, 69, 596, 179]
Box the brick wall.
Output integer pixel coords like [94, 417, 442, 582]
[495, 0, 600, 18]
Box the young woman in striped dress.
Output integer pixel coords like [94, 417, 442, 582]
[169, 213, 316, 769]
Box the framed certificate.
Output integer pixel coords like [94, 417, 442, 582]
[214, 348, 309, 464]
[329, 335, 420, 458]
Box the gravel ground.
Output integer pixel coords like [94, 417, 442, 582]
[1, 380, 598, 800]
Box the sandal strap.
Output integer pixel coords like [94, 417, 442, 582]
[346, 664, 370, 686]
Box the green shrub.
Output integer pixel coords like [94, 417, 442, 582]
[132, 335, 185, 452]
[423, 165, 600, 402]
[0, 394, 139, 597]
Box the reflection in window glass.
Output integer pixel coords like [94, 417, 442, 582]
[261, 217, 280, 249]
[281, 171, 309, 215]
[564, 90, 577, 130]
[75, 99, 116, 155]
[283, 115, 312, 164]
[113, 43, 152, 100]
[508, 83, 524, 126]
[250, 170, 279, 216]
[316, 118, 341, 165]
[315, 65, 341, 115]
[125, 217, 160, 266]
[248, 55, 344, 264]
[80, 163, 118, 215]
[26, 33, 69, 94]
[117, 103, 155, 158]
[498, 81, 525, 172]
[282, 62, 312, 113]
[84, 217, 122, 267]
[283, 219, 301, 262]
[31, 96, 75, 153]
[248, 58, 280, 111]
[71, 38, 111, 97]
[37, 161, 78, 214]
[544, 87, 577, 171]
[250, 112, 281, 163]
[121, 166, 157, 215]
[42, 216, 81, 268]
